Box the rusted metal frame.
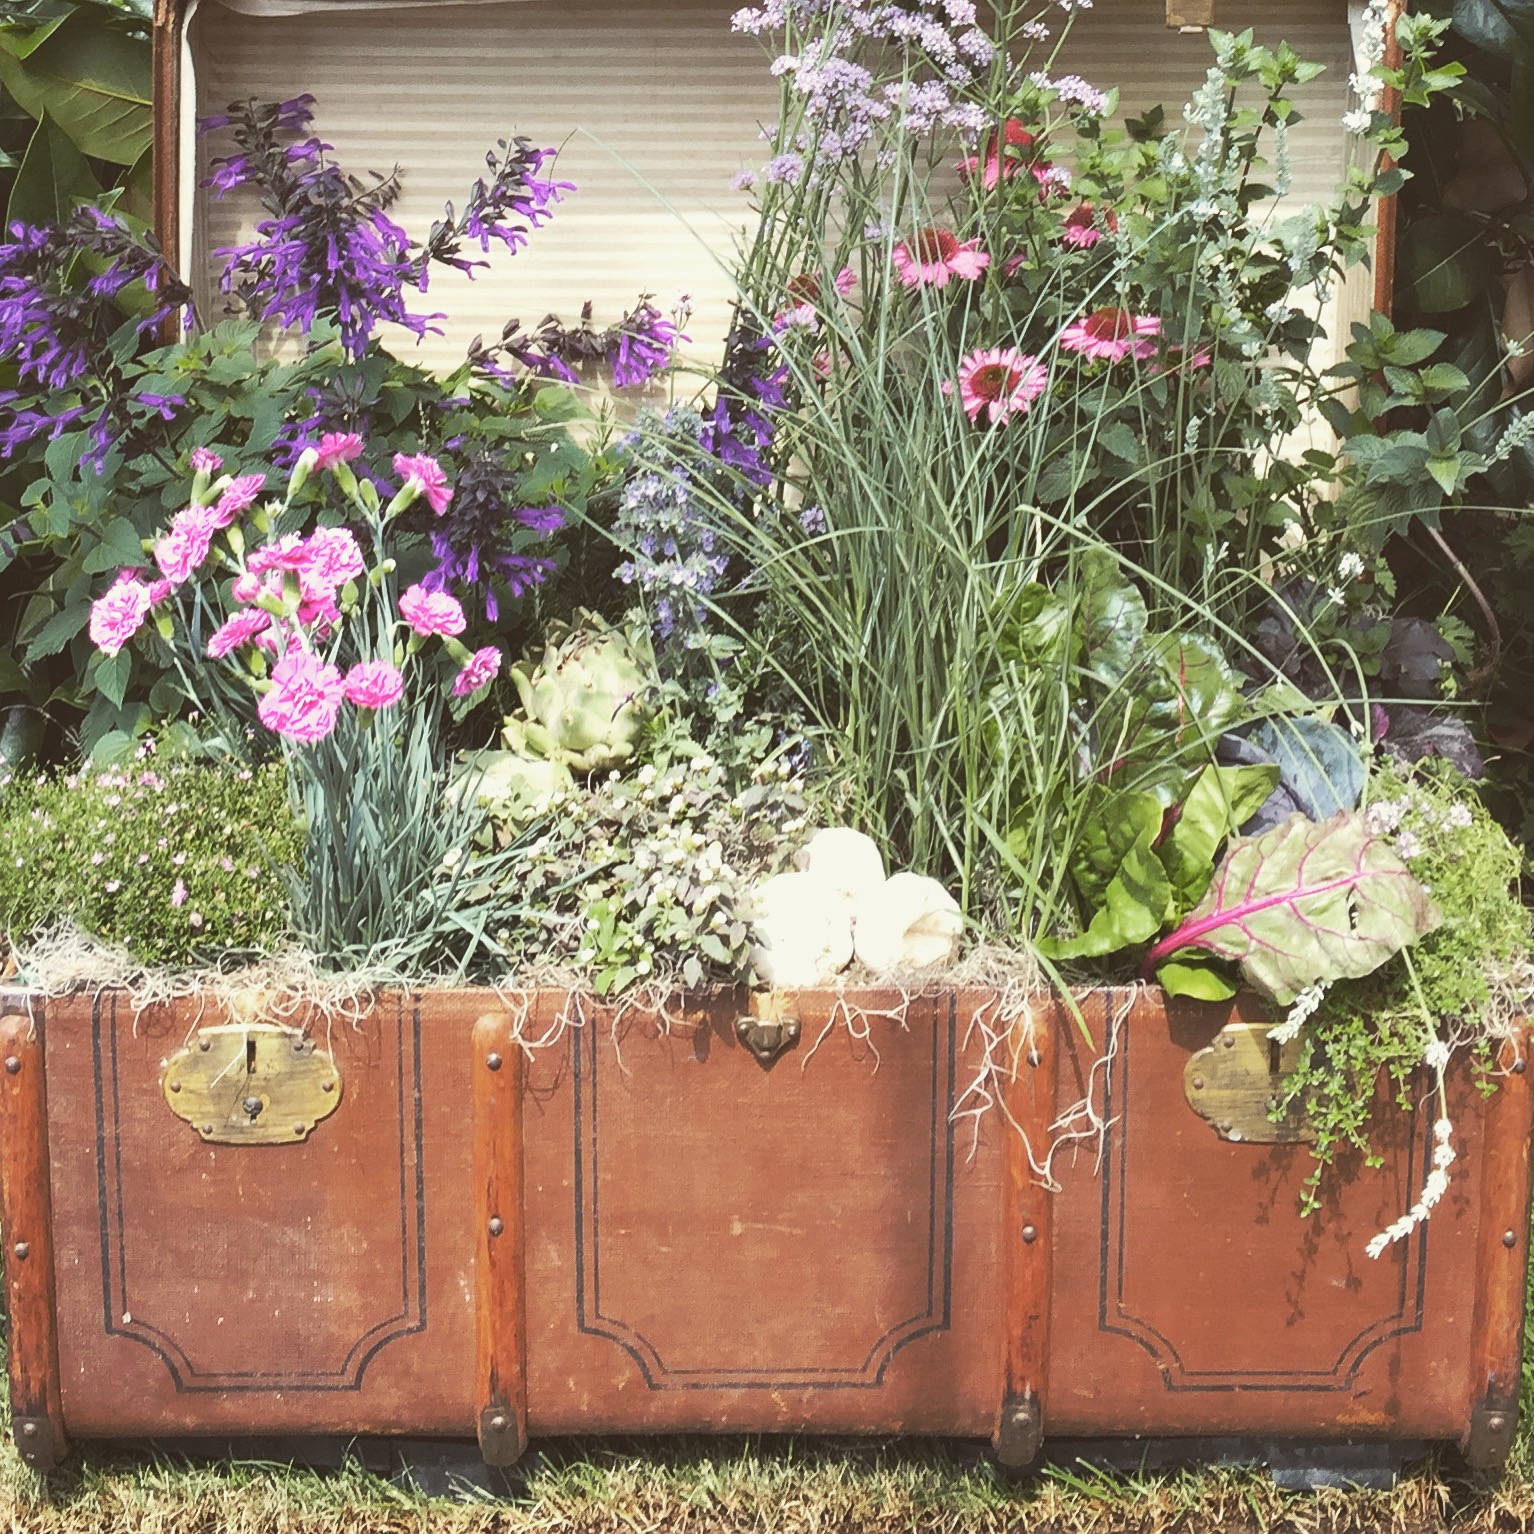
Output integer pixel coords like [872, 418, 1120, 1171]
[472, 1006, 528, 1466]
[1372, 0, 1409, 318]
[0, 998, 69, 1470]
[1165, 0, 1214, 31]
[152, 0, 183, 341]
[1460, 1029, 1534, 1470]
[993, 1005, 1055, 1468]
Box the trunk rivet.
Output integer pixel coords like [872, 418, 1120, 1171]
[201, 1123, 214, 1135]
[198, 1038, 211, 1052]
[1505, 1230, 1518, 1248]
[1191, 1077, 1205, 1091]
[321, 1080, 335, 1092]
[1222, 1035, 1235, 1050]
[488, 1217, 504, 1237]
[489, 1413, 507, 1431]
[168, 1079, 181, 1093]
[1488, 1414, 1508, 1433]
[486, 1053, 503, 1072]
[1022, 1224, 1038, 1244]
[3, 1057, 19, 1075]
[1026, 1048, 1041, 1068]
[293, 1124, 306, 1137]
[13, 1242, 28, 1259]
[1514, 1059, 1527, 1075]
[20, 1422, 36, 1438]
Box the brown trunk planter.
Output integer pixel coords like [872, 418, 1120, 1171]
[1, 983, 1530, 1473]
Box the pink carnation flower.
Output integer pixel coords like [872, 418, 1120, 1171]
[892, 227, 990, 289]
[314, 432, 364, 470]
[154, 505, 221, 586]
[398, 583, 467, 637]
[452, 645, 502, 697]
[247, 535, 308, 577]
[944, 346, 1048, 426]
[205, 607, 272, 659]
[297, 526, 366, 602]
[1061, 202, 1117, 249]
[1058, 306, 1160, 363]
[211, 473, 267, 528]
[343, 660, 406, 710]
[190, 447, 222, 475]
[256, 651, 345, 743]
[89, 574, 155, 656]
[393, 452, 453, 515]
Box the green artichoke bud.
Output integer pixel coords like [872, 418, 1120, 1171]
[503, 611, 654, 771]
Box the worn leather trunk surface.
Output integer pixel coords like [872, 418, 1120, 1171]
[8, 985, 1527, 1449]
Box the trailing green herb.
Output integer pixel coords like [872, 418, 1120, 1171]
[1276, 762, 1531, 1213]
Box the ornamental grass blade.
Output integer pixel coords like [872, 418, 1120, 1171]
[1142, 810, 1440, 1004]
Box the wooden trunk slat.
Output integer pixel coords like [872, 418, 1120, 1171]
[20, 985, 1528, 1457]
[472, 1007, 527, 1465]
[0, 998, 69, 1468]
[1047, 990, 1481, 1441]
[1460, 1028, 1534, 1468]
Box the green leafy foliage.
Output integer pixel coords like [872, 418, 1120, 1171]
[469, 747, 807, 993]
[1148, 809, 1441, 1003]
[0, 753, 301, 964]
[1277, 763, 1532, 1212]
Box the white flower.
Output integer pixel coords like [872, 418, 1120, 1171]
[1337, 551, 1365, 582]
[1342, 108, 1373, 136]
[1422, 1038, 1451, 1073]
[1270, 982, 1327, 1044]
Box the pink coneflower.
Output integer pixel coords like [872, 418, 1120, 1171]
[943, 346, 1048, 426]
[958, 118, 1037, 191]
[1058, 306, 1160, 363]
[1061, 203, 1117, 249]
[893, 227, 990, 288]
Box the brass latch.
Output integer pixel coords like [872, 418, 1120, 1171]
[1183, 1021, 1315, 1144]
[162, 1023, 342, 1145]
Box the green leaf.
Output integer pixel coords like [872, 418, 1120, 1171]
[1098, 420, 1141, 464]
[81, 515, 147, 573]
[1078, 549, 1146, 686]
[1156, 953, 1239, 1001]
[1425, 453, 1463, 495]
[6, 108, 98, 226]
[1398, 215, 1486, 314]
[0, 14, 151, 165]
[1145, 810, 1441, 1004]
[90, 647, 129, 708]
[1157, 763, 1280, 913]
[23, 599, 89, 661]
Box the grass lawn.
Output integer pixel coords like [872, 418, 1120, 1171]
[6, 1317, 1534, 1534]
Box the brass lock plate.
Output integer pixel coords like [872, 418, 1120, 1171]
[162, 1023, 341, 1145]
[1183, 1021, 1315, 1144]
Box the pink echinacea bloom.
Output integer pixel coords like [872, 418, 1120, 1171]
[256, 650, 346, 743]
[399, 583, 467, 637]
[393, 452, 453, 514]
[958, 118, 1036, 191]
[945, 346, 1048, 426]
[1061, 202, 1116, 249]
[1058, 306, 1160, 363]
[892, 227, 990, 289]
[89, 574, 156, 656]
[452, 645, 502, 697]
[342, 659, 406, 710]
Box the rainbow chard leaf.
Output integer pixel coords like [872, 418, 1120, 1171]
[1142, 810, 1441, 1004]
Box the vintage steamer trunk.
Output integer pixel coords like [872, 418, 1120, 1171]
[1, 985, 1529, 1472]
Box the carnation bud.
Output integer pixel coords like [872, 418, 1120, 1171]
[286, 446, 320, 499]
[225, 524, 245, 558]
